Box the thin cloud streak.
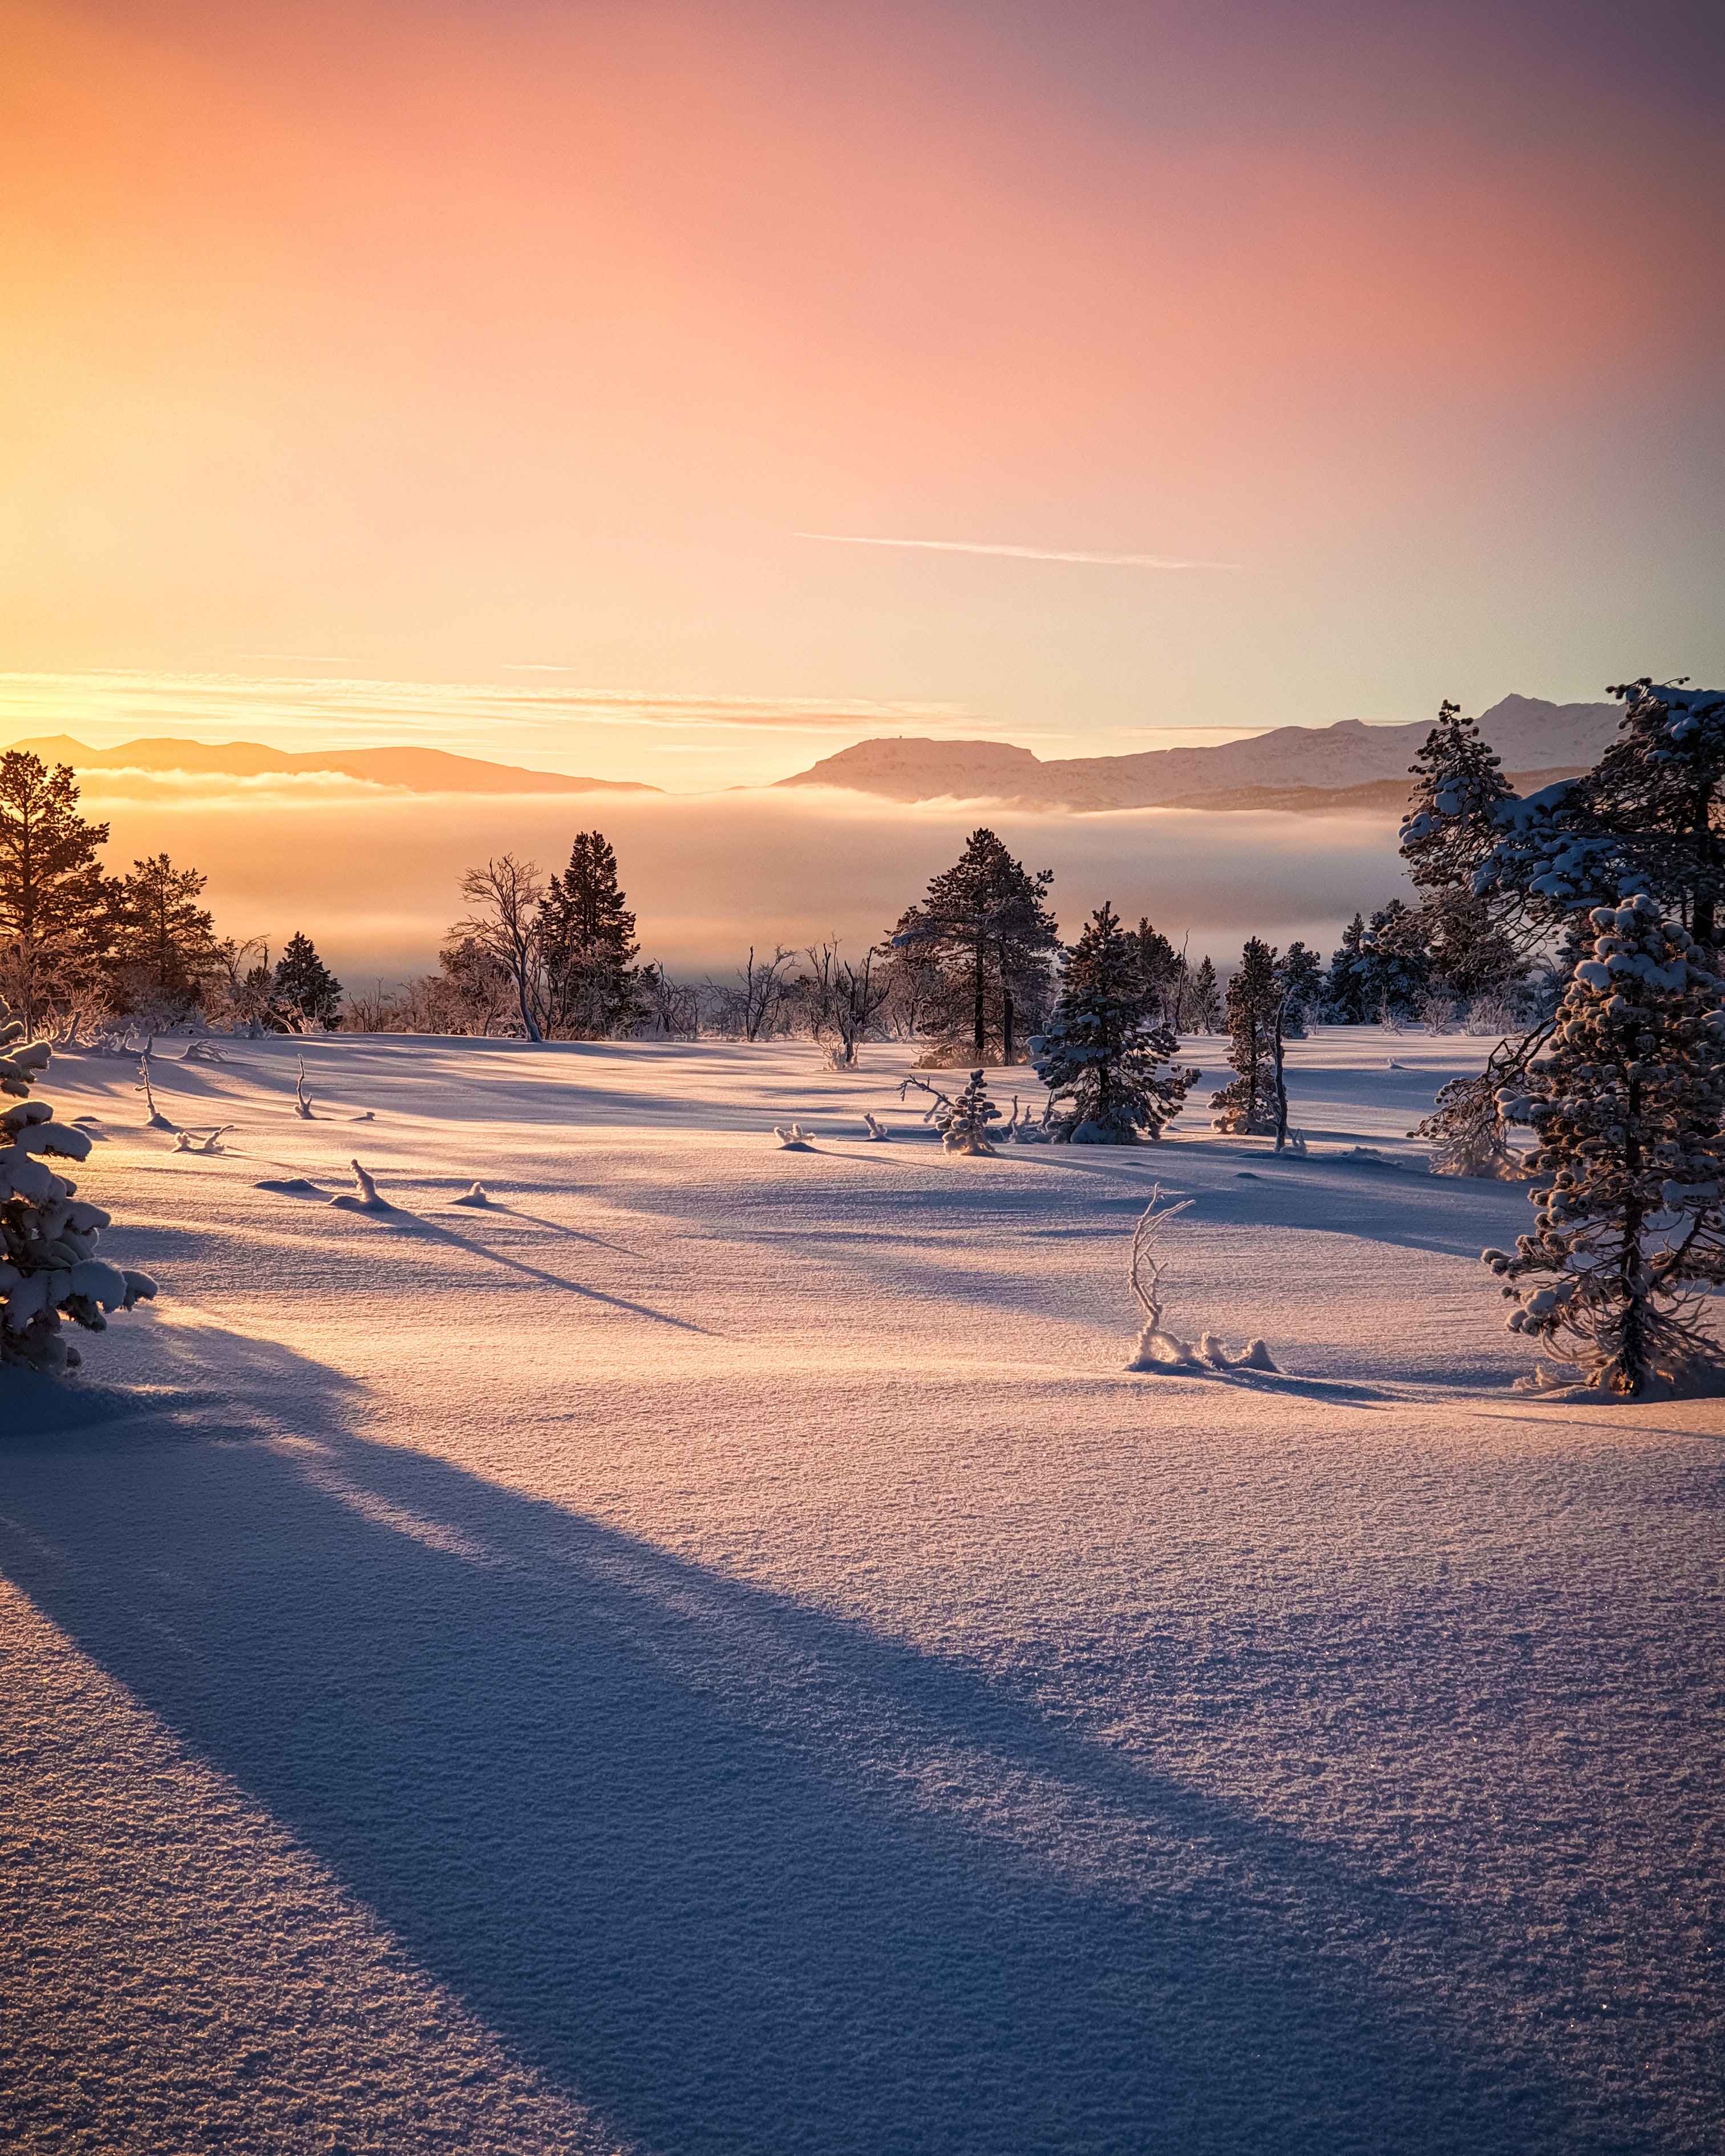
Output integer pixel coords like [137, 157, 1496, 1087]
[795, 533, 1242, 570]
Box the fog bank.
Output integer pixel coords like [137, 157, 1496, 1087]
[76, 774, 1411, 988]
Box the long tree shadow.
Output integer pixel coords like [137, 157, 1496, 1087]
[0, 1345, 1573, 2156]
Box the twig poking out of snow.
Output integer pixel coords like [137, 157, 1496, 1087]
[861, 1113, 890, 1141]
[171, 1126, 233, 1154]
[450, 1182, 491, 1206]
[350, 1110, 374, 1121]
[773, 1124, 816, 1150]
[181, 1039, 231, 1063]
[137, 1047, 176, 1131]
[1123, 1185, 1278, 1374]
[294, 1055, 314, 1119]
[329, 1158, 392, 1211]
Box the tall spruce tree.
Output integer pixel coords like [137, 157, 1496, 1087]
[110, 855, 223, 1016]
[274, 932, 344, 1029]
[1185, 956, 1221, 1032]
[1483, 895, 1725, 1395]
[0, 753, 113, 1034]
[1031, 901, 1197, 1143]
[538, 832, 646, 1039]
[1211, 938, 1282, 1134]
[888, 829, 1058, 1063]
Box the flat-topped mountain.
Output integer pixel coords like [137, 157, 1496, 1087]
[3, 734, 659, 796]
[776, 694, 1619, 810]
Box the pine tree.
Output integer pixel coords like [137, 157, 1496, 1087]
[1185, 956, 1221, 1032]
[1211, 938, 1282, 1134]
[0, 752, 114, 1035]
[1, 995, 155, 1370]
[1400, 699, 1516, 896]
[888, 829, 1058, 1063]
[538, 831, 646, 1039]
[1128, 917, 1182, 1030]
[1329, 901, 1430, 1022]
[937, 1070, 1002, 1154]
[1482, 895, 1725, 1395]
[110, 854, 223, 1017]
[1325, 914, 1369, 1021]
[273, 932, 344, 1029]
[1274, 941, 1325, 1037]
[1032, 902, 1198, 1143]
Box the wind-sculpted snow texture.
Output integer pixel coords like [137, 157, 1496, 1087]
[1, 1031, 1719, 2155]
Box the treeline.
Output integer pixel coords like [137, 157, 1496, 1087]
[0, 751, 342, 1037]
[349, 827, 1230, 1057]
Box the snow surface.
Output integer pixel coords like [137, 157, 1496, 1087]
[1, 1028, 1720, 2155]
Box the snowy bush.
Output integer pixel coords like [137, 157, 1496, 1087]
[1481, 897, 1725, 1397]
[1, 995, 156, 1371]
[772, 1124, 816, 1151]
[899, 1070, 1002, 1154]
[1032, 902, 1197, 1143]
[1123, 1187, 1276, 1374]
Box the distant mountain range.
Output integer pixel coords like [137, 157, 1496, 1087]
[3, 734, 659, 796]
[774, 695, 1621, 812]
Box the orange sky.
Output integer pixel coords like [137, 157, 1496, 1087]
[3, 0, 1720, 754]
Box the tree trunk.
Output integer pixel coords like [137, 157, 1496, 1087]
[1002, 985, 1015, 1067]
[973, 932, 986, 1062]
[1272, 997, 1289, 1151]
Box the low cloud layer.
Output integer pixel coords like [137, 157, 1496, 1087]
[76, 773, 1410, 991]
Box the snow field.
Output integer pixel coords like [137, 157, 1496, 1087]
[1, 1030, 1720, 2155]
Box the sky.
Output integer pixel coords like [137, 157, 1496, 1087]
[3, 0, 1721, 774]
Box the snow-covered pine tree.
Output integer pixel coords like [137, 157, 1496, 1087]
[1211, 938, 1282, 1134]
[1274, 941, 1325, 1037]
[1128, 916, 1183, 1030]
[939, 1070, 1002, 1154]
[273, 931, 343, 1028]
[1481, 895, 1725, 1396]
[1329, 901, 1432, 1023]
[1, 994, 155, 1371]
[1032, 901, 1198, 1143]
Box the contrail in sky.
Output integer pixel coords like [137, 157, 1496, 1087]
[794, 533, 1240, 569]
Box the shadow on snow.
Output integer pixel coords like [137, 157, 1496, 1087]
[0, 1329, 1573, 2156]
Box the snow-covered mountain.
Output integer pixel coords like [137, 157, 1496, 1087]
[776, 694, 1621, 810]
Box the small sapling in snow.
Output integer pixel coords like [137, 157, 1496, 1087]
[772, 1124, 816, 1150]
[1124, 1186, 1276, 1375]
[900, 1071, 1001, 1153]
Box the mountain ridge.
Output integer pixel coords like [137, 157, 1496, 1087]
[1, 734, 659, 796]
[774, 694, 1621, 811]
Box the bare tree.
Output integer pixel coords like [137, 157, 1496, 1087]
[795, 942, 892, 1066]
[707, 944, 795, 1041]
[639, 962, 700, 1039]
[455, 855, 545, 1041]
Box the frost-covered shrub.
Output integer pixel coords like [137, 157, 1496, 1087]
[1481, 897, 1725, 1397]
[1032, 902, 1197, 1143]
[899, 1070, 1002, 1153]
[1, 996, 155, 1372]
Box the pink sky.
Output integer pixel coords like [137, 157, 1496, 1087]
[3, 0, 1720, 754]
